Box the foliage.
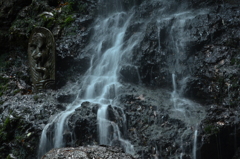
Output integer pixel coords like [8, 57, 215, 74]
[33, 95, 39, 101]
[0, 111, 37, 159]
[230, 57, 240, 66]
[13, 89, 21, 95]
[0, 54, 11, 73]
[63, 0, 88, 13]
[0, 116, 12, 144]
[61, 15, 75, 27]
[0, 76, 9, 97]
[204, 124, 220, 135]
[7, 0, 92, 47]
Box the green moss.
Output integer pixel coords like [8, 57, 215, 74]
[6, 155, 13, 159]
[0, 111, 37, 159]
[0, 76, 9, 85]
[78, 3, 87, 13]
[61, 15, 75, 27]
[204, 124, 219, 135]
[10, 18, 36, 38]
[0, 85, 8, 96]
[62, 2, 74, 14]
[0, 116, 11, 143]
[0, 76, 9, 97]
[61, 1, 86, 13]
[33, 95, 39, 101]
[3, 117, 10, 129]
[13, 89, 21, 95]
[230, 58, 240, 66]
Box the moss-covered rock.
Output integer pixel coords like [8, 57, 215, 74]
[0, 112, 40, 159]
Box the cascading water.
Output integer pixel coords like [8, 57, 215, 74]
[161, 9, 207, 159]
[37, 0, 209, 158]
[193, 128, 198, 159]
[38, 0, 140, 158]
[171, 73, 178, 109]
[83, 11, 133, 146]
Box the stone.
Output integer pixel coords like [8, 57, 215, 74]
[41, 146, 136, 159]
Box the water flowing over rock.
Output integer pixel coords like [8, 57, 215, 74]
[1, 0, 240, 159]
[38, 0, 137, 157]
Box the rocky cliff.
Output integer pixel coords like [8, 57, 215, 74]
[0, 0, 240, 159]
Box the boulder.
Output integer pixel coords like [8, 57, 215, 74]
[41, 145, 136, 159]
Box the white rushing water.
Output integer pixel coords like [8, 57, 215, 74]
[38, 1, 140, 157]
[83, 11, 133, 146]
[37, 1, 209, 158]
[193, 128, 198, 159]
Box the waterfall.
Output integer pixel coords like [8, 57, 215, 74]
[37, 0, 209, 158]
[164, 9, 207, 159]
[171, 73, 177, 109]
[193, 128, 198, 159]
[38, 1, 139, 158]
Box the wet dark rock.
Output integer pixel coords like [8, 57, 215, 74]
[117, 84, 205, 158]
[184, 5, 240, 105]
[120, 65, 140, 84]
[68, 101, 99, 146]
[57, 94, 76, 103]
[56, 104, 66, 111]
[0, 0, 32, 27]
[1, 0, 240, 159]
[56, 15, 94, 59]
[132, 2, 240, 111]
[47, 0, 58, 7]
[199, 105, 240, 159]
[233, 147, 240, 159]
[0, 85, 73, 158]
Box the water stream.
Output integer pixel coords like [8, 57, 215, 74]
[193, 128, 198, 159]
[38, 1, 207, 158]
[38, 1, 139, 158]
[165, 10, 207, 159]
[170, 73, 203, 158]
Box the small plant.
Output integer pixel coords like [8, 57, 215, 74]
[3, 117, 10, 129]
[13, 89, 21, 95]
[62, 15, 75, 27]
[0, 116, 11, 143]
[6, 154, 13, 159]
[0, 76, 9, 97]
[33, 95, 39, 101]
[204, 124, 219, 135]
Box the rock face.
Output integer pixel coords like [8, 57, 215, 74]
[1, 0, 240, 159]
[119, 85, 206, 158]
[0, 0, 31, 49]
[126, 1, 240, 158]
[66, 101, 99, 147]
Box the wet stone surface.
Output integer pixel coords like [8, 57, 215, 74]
[1, 0, 240, 159]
